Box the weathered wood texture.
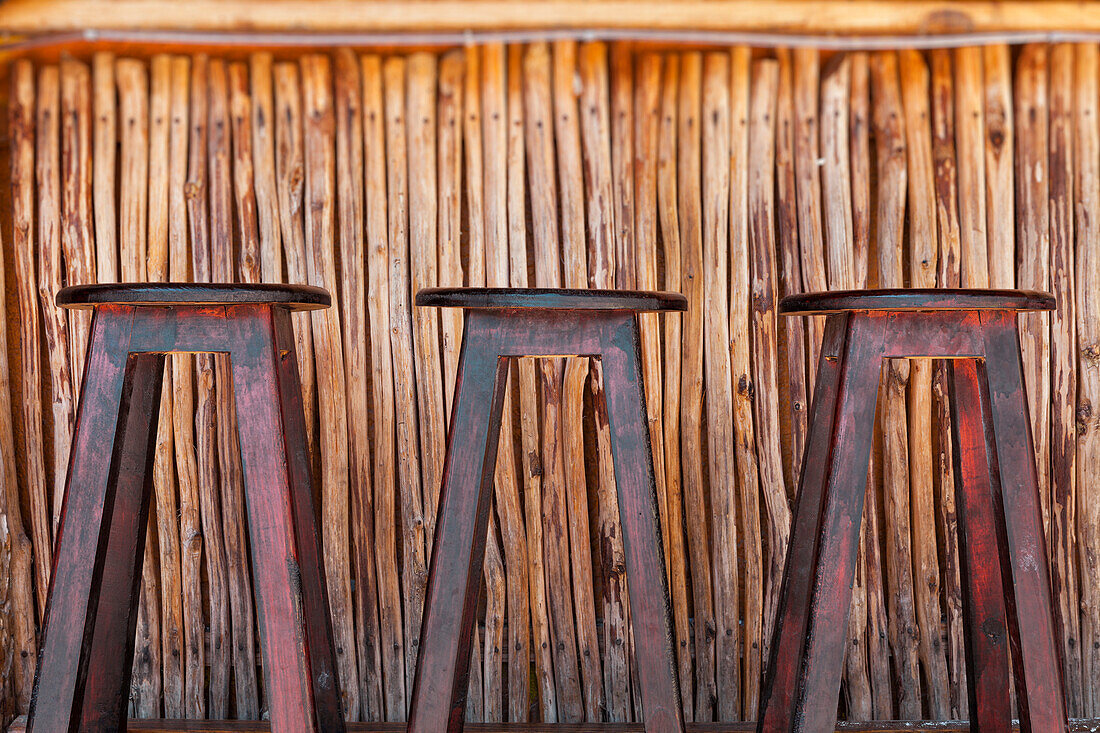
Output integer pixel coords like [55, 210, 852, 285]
[0, 41, 1095, 726]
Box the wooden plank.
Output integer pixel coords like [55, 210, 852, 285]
[361, 52, 407, 722]
[1049, 40, 1083, 718]
[185, 53, 231, 717]
[209, 58, 261, 720]
[551, 37, 600, 723]
[726, 46, 762, 721]
[983, 44, 1015, 290]
[271, 62, 318, 465]
[849, 52, 871, 290]
[898, 47, 951, 722]
[869, 50, 922, 721]
[578, 40, 630, 723]
[334, 47, 384, 722]
[59, 58, 94, 393]
[521, 40, 572, 722]
[792, 47, 827, 395]
[437, 49, 464, 416]
[954, 46, 988, 290]
[480, 41, 518, 723]
[747, 56, 789, 708]
[18, 0, 1100, 36]
[382, 55, 428, 708]
[147, 52, 186, 721]
[1075, 40, 1100, 718]
[167, 53, 205, 721]
[655, 51, 694, 723]
[249, 52, 282, 282]
[92, 52, 118, 282]
[678, 51, 717, 723]
[35, 65, 75, 539]
[929, 46, 969, 722]
[301, 52, 360, 718]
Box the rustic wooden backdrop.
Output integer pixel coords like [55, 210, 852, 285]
[0, 40, 1093, 725]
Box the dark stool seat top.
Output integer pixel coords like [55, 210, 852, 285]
[780, 288, 1055, 316]
[416, 286, 688, 312]
[56, 282, 331, 311]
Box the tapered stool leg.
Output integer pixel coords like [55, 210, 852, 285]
[980, 312, 1068, 732]
[29, 307, 162, 732]
[409, 312, 510, 733]
[759, 311, 886, 733]
[227, 305, 346, 732]
[600, 314, 684, 732]
[948, 358, 1011, 733]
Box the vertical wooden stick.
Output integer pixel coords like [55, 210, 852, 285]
[551, 38, 600, 723]
[437, 50, 464, 416]
[250, 52, 283, 283]
[983, 44, 1015, 290]
[849, 52, 871, 289]
[382, 55, 428, 708]
[360, 53, 406, 721]
[147, 52, 186, 721]
[820, 55, 853, 290]
[301, 53, 360, 719]
[955, 47, 989, 290]
[1049, 41, 1083, 717]
[185, 54, 231, 717]
[92, 52, 118, 282]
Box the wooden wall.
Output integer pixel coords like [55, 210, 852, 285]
[0, 39, 1094, 725]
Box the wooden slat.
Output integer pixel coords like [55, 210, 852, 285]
[820, 55, 853, 291]
[678, 51, 716, 723]
[551, 37, 599, 723]
[249, 53, 282, 282]
[1049, 40, 1083, 718]
[869, 50, 922, 721]
[898, 47, 951, 722]
[301, 52, 360, 718]
[983, 44, 1014, 290]
[954, 46, 989, 290]
[92, 52, 118, 282]
[361, 52, 407, 722]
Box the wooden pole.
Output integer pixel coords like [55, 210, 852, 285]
[92, 52, 118, 282]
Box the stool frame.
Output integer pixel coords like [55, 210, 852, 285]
[409, 287, 687, 733]
[28, 284, 344, 733]
[759, 288, 1067, 733]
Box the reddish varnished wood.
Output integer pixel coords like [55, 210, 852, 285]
[29, 287, 345, 733]
[410, 292, 685, 733]
[763, 289, 1067, 733]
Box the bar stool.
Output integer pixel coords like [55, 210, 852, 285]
[759, 288, 1067, 733]
[29, 283, 345, 733]
[409, 287, 687, 733]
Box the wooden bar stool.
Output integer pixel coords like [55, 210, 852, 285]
[28, 283, 345, 733]
[759, 289, 1068, 733]
[409, 287, 687, 733]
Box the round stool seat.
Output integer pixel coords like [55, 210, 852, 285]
[416, 286, 687, 312]
[56, 282, 331, 311]
[780, 287, 1054, 316]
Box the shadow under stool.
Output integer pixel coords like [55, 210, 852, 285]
[408, 287, 688, 733]
[759, 288, 1068, 733]
[28, 283, 346, 733]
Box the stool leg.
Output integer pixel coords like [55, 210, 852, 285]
[409, 313, 509, 733]
[28, 306, 157, 732]
[758, 311, 885, 733]
[599, 315, 684, 733]
[948, 358, 1011, 733]
[979, 313, 1069, 732]
[227, 305, 345, 732]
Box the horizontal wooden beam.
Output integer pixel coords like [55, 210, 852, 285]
[3, 1, 1100, 38]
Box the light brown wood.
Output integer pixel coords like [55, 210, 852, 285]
[898, 47, 951, 722]
[437, 50, 464, 418]
[678, 51, 716, 723]
[820, 55, 853, 291]
[249, 53, 282, 282]
[551, 38, 598, 723]
[382, 55, 428, 705]
[147, 52, 186, 721]
[579, 40, 630, 723]
[1075, 40, 1100, 718]
[849, 52, 871, 290]
[301, 53, 360, 717]
[361, 52, 406, 722]
[870, 49, 922, 721]
[982, 44, 1014, 290]
[185, 53, 231, 717]
[92, 52, 118, 282]
[929, 46, 968, 721]
[521, 40, 569, 722]
[59, 58, 94, 394]
[1049, 40, 1083, 718]
[334, 47, 383, 721]
[272, 61, 317, 460]
[954, 46, 989, 290]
